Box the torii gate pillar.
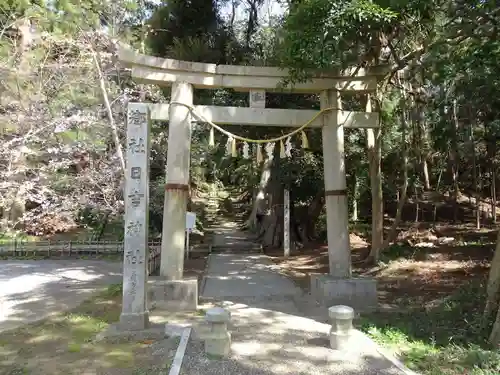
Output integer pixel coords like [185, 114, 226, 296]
[311, 89, 378, 312]
[150, 81, 199, 312]
[160, 81, 193, 280]
[321, 90, 351, 278]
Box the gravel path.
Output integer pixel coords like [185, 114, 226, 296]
[186, 248, 411, 375]
[0, 259, 122, 333]
[202, 254, 303, 300]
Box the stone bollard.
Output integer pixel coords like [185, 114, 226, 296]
[204, 307, 231, 357]
[328, 305, 354, 351]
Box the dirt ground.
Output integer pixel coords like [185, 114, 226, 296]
[267, 223, 496, 310]
[0, 256, 208, 375]
[0, 287, 179, 375]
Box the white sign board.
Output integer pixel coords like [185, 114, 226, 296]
[186, 212, 196, 231]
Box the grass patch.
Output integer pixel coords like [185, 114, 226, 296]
[0, 283, 177, 375]
[359, 282, 500, 375]
[0, 232, 39, 244]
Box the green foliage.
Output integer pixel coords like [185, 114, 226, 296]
[360, 282, 499, 374]
[147, 0, 243, 64]
[279, 0, 397, 75]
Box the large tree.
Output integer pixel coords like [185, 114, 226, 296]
[278, 0, 500, 345]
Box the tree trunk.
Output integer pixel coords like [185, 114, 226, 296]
[416, 69, 431, 191]
[492, 167, 497, 224]
[415, 186, 420, 223]
[259, 177, 324, 248]
[487, 229, 500, 346]
[382, 88, 409, 248]
[14, 18, 33, 70]
[478, 166, 482, 227]
[246, 156, 273, 230]
[469, 109, 480, 229]
[91, 48, 126, 173]
[487, 135, 497, 224]
[422, 158, 431, 190]
[260, 181, 283, 248]
[433, 165, 444, 222]
[485, 229, 500, 318]
[418, 104, 431, 190]
[451, 99, 460, 222]
[366, 95, 383, 262]
[489, 302, 500, 347]
[300, 188, 325, 243]
[352, 174, 359, 222]
[259, 154, 284, 248]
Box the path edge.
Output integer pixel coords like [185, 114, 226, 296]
[200, 253, 214, 296]
[168, 327, 192, 375]
[354, 329, 422, 375]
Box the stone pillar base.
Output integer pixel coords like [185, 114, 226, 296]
[310, 275, 377, 312]
[205, 333, 231, 357]
[118, 311, 150, 331]
[149, 276, 198, 311]
[95, 321, 165, 344]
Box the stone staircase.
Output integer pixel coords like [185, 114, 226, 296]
[187, 185, 259, 256]
[209, 237, 263, 254]
[198, 185, 262, 255]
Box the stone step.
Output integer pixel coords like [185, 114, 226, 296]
[187, 243, 263, 256]
[210, 247, 263, 254]
[211, 243, 263, 253]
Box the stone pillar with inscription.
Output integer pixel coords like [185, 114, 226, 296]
[120, 102, 150, 330]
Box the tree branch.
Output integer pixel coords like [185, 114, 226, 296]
[90, 46, 126, 173]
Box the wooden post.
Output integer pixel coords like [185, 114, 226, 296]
[321, 90, 351, 278]
[161, 82, 194, 280]
[283, 189, 290, 257]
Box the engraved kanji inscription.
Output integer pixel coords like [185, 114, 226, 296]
[128, 109, 147, 127]
[126, 220, 142, 236]
[125, 249, 144, 265]
[128, 189, 145, 207]
[128, 137, 146, 154]
[129, 271, 137, 297]
[251, 91, 265, 102]
[130, 167, 141, 180]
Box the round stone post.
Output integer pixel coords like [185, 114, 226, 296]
[321, 90, 351, 278]
[204, 307, 231, 357]
[329, 305, 354, 350]
[161, 82, 194, 280]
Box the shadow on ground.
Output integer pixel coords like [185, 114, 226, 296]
[0, 285, 180, 375]
[0, 260, 122, 332]
[182, 297, 407, 375]
[192, 251, 409, 375]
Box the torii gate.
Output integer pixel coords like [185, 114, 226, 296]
[117, 46, 384, 330]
